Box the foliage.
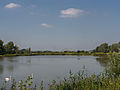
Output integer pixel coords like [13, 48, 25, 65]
[4, 41, 15, 54]
[94, 42, 120, 53]
[14, 45, 19, 54]
[0, 40, 31, 55]
[1, 75, 41, 90]
[109, 43, 120, 52]
[106, 55, 120, 77]
[0, 40, 4, 55]
[94, 43, 109, 53]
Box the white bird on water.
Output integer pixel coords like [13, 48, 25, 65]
[4, 76, 11, 82]
[29, 73, 34, 79]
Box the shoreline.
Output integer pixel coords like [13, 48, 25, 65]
[0, 52, 117, 57]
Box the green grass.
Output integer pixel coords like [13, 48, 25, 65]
[1, 52, 120, 57]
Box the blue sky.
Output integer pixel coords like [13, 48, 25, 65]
[0, 0, 120, 51]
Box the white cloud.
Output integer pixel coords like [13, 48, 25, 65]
[41, 23, 52, 28]
[5, 3, 21, 8]
[60, 8, 85, 18]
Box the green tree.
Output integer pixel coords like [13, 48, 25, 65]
[14, 45, 19, 54]
[19, 49, 27, 54]
[109, 43, 120, 52]
[0, 40, 4, 55]
[4, 41, 15, 54]
[95, 43, 109, 53]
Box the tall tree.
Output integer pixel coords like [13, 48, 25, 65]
[95, 43, 109, 53]
[4, 41, 15, 54]
[0, 40, 4, 55]
[109, 43, 120, 52]
[14, 45, 19, 54]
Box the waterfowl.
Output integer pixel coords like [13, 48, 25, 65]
[5, 76, 11, 82]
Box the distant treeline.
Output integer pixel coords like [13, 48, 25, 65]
[32, 50, 90, 55]
[93, 42, 120, 53]
[0, 40, 31, 55]
[32, 50, 89, 53]
[33, 42, 120, 54]
[1, 39, 120, 55]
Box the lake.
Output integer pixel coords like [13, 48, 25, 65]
[0, 55, 107, 88]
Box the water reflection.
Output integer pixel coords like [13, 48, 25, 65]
[6, 65, 14, 72]
[0, 57, 19, 76]
[6, 57, 18, 63]
[0, 65, 3, 75]
[77, 56, 80, 60]
[26, 56, 31, 64]
[96, 56, 110, 67]
[0, 57, 4, 62]
[0, 58, 4, 75]
[0, 55, 108, 87]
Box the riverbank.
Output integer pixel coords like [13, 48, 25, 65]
[0, 52, 119, 57]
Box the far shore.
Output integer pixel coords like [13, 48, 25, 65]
[0, 52, 118, 57]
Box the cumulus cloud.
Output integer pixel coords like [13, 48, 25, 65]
[41, 23, 52, 28]
[5, 3, 21, 8]
[60, 8, 85, 18]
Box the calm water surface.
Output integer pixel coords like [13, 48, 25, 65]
[0, 55, 107, 87]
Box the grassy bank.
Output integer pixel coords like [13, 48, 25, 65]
[1, 55, 120, 90]
[0, 54, 33, 57]
[0, 52, 91, 57]
[0, 52, 119, 57]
